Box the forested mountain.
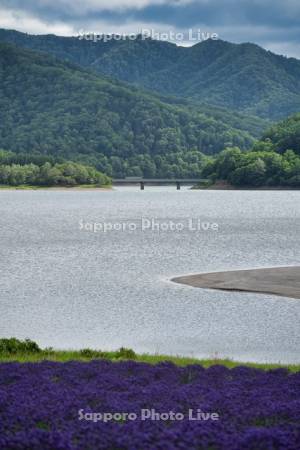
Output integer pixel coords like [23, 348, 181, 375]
[261, 113, 300, 155]
[202, 113, 300, 187]
[1, 29, 300, 120]
[0, 42, 258, 178]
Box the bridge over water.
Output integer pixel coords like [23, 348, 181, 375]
[113, 178, 208, 190]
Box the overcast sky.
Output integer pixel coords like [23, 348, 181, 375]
[0, 0, 299, 58]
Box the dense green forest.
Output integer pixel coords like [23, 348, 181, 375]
[0, 151, 110, 187]
[203, 114, 300, 187]
[90, 39, 300, 120]
[2, 114, 299, 187]
[0, 35, 299, 185]
[262, 113, 300, 155]
[1, 29, 300, 120]
[0, 149, 209, 180]
[0, 42, 258, 179]
[1, 114, 300, 187]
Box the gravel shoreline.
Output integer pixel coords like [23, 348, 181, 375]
[172, 266, 300, 299]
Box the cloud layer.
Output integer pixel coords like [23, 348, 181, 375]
[0, 0, 299, 57]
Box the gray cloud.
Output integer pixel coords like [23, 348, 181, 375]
[0, 0, 299, 57]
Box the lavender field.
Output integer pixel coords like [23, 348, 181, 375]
[1, 360, 299, 450]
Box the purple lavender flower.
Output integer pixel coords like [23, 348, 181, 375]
[0, 361, 299, 449]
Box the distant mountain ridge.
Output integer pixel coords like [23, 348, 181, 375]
[1, 28, 300, 120]
[0, 42, 261, 177]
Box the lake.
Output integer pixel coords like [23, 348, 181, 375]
[0, 187, 299, 363]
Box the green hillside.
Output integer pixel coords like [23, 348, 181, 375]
[261, 113, 300, 155]
[1, 29, 300, 120]
[0, 42, 258, 178]
[202, 113, 300, 187]
[90, 39, 300, 120]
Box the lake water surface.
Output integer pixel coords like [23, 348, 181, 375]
[1, 188, 300, 363]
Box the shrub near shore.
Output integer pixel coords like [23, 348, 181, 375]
[0, 338, 300, 371]
[0, 158, 111, 187]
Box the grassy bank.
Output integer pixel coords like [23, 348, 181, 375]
[2, 352, 299, 371]
[193, 180, 300, 190]
[0, 184, 112, 190]
[0, 339, 299, 371]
